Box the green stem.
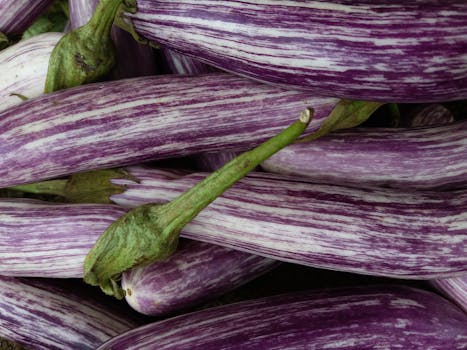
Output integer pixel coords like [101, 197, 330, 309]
[161, 108, 313, 230]
[87, 0, 124, 38]
[44, 0, 136, 93]
[83, 109, 313, 298]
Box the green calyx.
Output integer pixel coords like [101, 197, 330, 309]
[299, 100, 383, 142]
[10, 168, 134, 204]
[83, 108, 313, 298]
[44, 0, 137, 93]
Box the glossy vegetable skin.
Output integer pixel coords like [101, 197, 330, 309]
[97, 285, 467, 349]
[125, 0, 467, 102]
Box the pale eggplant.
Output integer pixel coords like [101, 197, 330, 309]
[0, 74, 338, 188]
[124, 0, 467, 102]
[431, 275, 467, 314]
[97, 285, 467, 349]
[121, 239, 280, 316]
[261, 119, 467, 190]
[2, 167, 465, 280]
[0, 0, 54, 35]
[0, 275, 141, 350]
[0, 32, 63, 111]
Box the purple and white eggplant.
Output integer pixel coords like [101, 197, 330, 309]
[0, 32, 63, 111]
[4, 167, 466, 280]
[0, 0, 54, 35]
[261, 119, 467, 190]
[431, 275, 467, 314]
[0, 73, 340, 188]
[124, 0, 467, 102]
[121, 239, 280, 316]
[0, 198, 126, 278]
[97, 285, 467, 349]
[0, 275, 141, 350]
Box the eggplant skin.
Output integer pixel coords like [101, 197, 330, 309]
[0, 0, 54, 35]
[0, 74, 336, 188]
[128, 0, 467, 102]
[97, 285, 467, 350]
[261, 119, 467, 191]
[0, 276, 140, 350]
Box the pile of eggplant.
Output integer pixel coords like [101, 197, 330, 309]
[0, 0, 465, 349]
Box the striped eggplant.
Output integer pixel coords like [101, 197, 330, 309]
[0, 198, 126, 278]
[0, 275, 142, 350]
[261, 119, 467, 190]
[0, 0, 54, 35]
[0, 73, 339, 188]
[0, 32, 63, 111]
[121, 239, 280, 316]
[124, 0, 467, 102]
[431, 275, 467, 314]
[4, 167, 465, 280]
[97, 285, 467, 349]
[68, 0, 158, 79]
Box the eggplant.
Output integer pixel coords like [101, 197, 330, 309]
[261, 119, 467, 190]
[0, 73, 338, 188]
[121, 239, 280, 316]
[97, 285, 467, 349]
[124, 0, 467, 102]
[431, 275, 467, 314]
[0, 32, 63, 111]
[3, 167, 465, 280]
[0, 275, 141, 350]
[0, 0, 54, 35]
